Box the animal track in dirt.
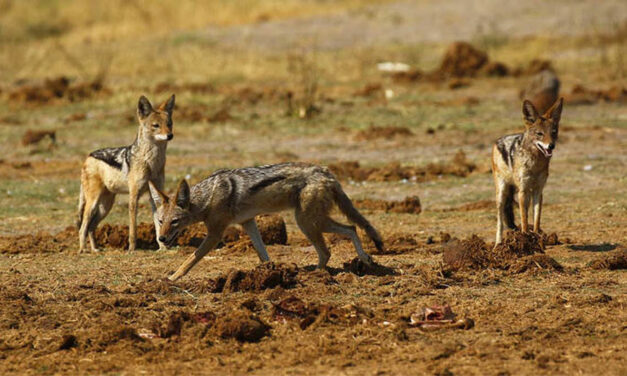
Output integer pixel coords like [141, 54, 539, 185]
[328, 150, 476, 183]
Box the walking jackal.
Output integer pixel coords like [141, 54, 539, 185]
[492, 98, 563, 244]
[77, 95, 175, 253]
[148, 162, 384, 281]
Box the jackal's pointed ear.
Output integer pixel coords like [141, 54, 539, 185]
[158, 94, 175, 114]
[148, 181, 169, 207]
[522, 100, 539, 127]
[545, 97, 563, 127]
[175, 179, 190, 209]
[137, 95, 154, 119]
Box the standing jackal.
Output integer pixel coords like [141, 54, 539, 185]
[491, 98, 563, 244]
[78, 95, 175, 253]
[148, 163, 384, 281]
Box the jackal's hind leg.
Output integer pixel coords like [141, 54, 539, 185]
[87, 192, 115, 252]
[242, 219, 270, 262]
[322, 218, 373, 265]
[295, 211, 331, 269]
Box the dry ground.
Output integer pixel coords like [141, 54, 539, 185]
[0, 1, 626, 375]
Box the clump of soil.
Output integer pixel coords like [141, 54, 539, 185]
[176, 104, 235, 123]
[565, 85, 626, 105]
[151, 311, 216, 338]
[355, 196, 421, 215]
[213, 310, 270, 342]
[329, 150, 475, 183]
[21, 130, 56, 146]
[8, 76, 108, 104]
[588, 250, 627, 270]
[543, 232, 560, 246]
[480, 61, 509, 77]
[391, 69, 423, 83]
[510, 254, 564, 274]
[443, 232, 561, 273]
[353, 83, 383, 97]
[342, 258, 397, 276]
[437, 42, 488, 78]
[354, 125, 413, 141]
[255, 214, 288, 245]
[221, 262, 299, 293]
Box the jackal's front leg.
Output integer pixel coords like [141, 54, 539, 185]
[150, 176, 167, 251]
[128, 183, 139, 252]
[532, 192, 542, 233]
[168, 232, 222, 281]
[518, 190, 530, 233]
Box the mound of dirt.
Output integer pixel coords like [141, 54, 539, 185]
[8, 76, 108, 104]
[213, 310, 270, 342]
[342, 258, 397, 276]
[152, 311, 216, 338]
[480, 61, 509, 77]
[588, 250, 627, 270]
[255, 215, 288, 245]
[510, 254, 564, 274]
[437, 42, 488, 78]
[354, 125, 413, 141]
[521, 70, 561, 114]
[21, 130, 56, 146]
[443, 232, 561, 273]
[329, 150, 475, 183]
[565, 85, 626, 105]
[356, 196, 421, 215]
[221, 262, 299, 293]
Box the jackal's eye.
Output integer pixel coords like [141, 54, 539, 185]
[152, 123, 159, 128]
[536, 131, 544, 137]
[158, 219, 163, 225]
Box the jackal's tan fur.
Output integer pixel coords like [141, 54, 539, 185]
[77, 95, 175, 253]
[148, 163, 384, 281]
[491, 98, 563, 244]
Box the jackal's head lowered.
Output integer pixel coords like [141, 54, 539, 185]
[149, 179, 193, 246]
[137, 94, 176, 142]
[522, 97, 563, 158]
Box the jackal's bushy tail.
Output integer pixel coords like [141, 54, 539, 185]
[503, 185, 517, 230]
[333, 185, 384, 251]
[76, 183, 85, 230]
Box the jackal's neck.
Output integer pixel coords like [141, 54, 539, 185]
[133, 127, 168, 154]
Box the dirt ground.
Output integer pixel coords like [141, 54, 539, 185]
[0, 1, 626, 375]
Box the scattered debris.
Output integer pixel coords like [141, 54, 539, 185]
[409, 305, 474, 330]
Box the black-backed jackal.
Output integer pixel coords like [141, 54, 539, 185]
[148, 162, 384, 281]
[492, 98, 563, 245]
[77, 95, 175, 253]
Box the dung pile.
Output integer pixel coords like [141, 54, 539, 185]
[8, 76, 108, 104]
[355, 196, 422, 215]
[443, 232, 562, 273]
[588, 249, 627, 270]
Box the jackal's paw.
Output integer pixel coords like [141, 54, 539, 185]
[157, 245, 169, 252]
[360, 254, 374, 265]
[91, 248, 102, 253]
